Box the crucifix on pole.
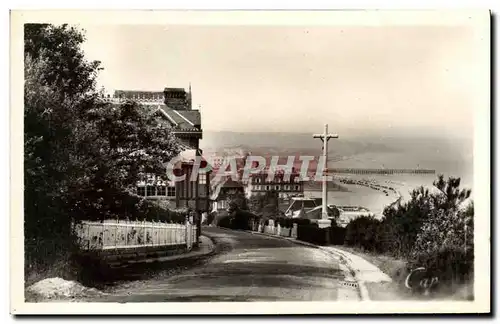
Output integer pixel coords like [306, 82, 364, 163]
[313, 124, 339, 227]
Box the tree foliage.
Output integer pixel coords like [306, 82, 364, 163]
[248, 190, 279, 217]
[227, 190, 249, 214]
[343, 175, 473, 257]
[341, 174, 474, 287]
[24, 24, 181, 273]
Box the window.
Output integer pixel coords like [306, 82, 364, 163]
[167, 186, 176, 197]
[295, 185, 299, 191]
[275, 185, 280, 191]
[256, 178, 261, 183]
[266, 185, 270, 191]
[199, 173, 207, 184]
[302, 200, 316, 209]
[137, 186, 146, 196]
[218, 200, 227, 209]
[157, 186, 166, 196]
[147, 185, 156, 196]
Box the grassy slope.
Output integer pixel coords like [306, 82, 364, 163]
[334, 245, 473, 301]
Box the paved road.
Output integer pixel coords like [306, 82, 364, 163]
[94, 227, 360, 302]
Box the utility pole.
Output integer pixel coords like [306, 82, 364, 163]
[313, 124, 339, 228]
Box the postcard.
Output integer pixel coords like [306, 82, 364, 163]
[10, 9, 491, 315]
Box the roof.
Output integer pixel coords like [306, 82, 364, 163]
[159, 105, 201, 131]
[164, 87, 186, 92]
[108, 102, 199, 130]
[108, 89, 199, 131]
[112, 90, 164, 102]
[210, 176, 244, 200]
[176, 149, 209, 164]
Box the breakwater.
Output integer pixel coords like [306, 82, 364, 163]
[329, 168, 435, 175]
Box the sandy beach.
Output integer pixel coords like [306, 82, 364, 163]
[303, 173, 458, 218]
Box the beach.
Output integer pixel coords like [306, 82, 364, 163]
[304, 172, 472, 218]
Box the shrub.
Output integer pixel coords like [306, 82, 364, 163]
[232, 209, 257, 230]
[410, 246, 474, 286]
[329, 224, 347, 245]
[217, 215, 233, 229]
[274, 217, 293, 228]
[344, 216, 382, 251]
[292, 218, 311, 226]
[297, 223, 330, 245]
[205, 212, 216, 225]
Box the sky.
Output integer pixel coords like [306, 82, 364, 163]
[80, 20, 485, 138]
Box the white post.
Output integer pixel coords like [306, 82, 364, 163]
[313, 124, 339, 229]
[322, 124, 328, 221]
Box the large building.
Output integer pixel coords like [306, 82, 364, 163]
[110, 86, 211, 213]
[245, 168, 304, 199]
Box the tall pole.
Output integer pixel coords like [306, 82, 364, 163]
[313, 124, 339, 227]
[322, 124, 328, 220]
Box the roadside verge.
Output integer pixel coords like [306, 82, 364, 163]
[243, 229, 393, 301]
[26, 235, 216, 302]
[108, 235, 216, 268]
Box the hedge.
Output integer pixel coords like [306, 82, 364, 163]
[409, 246, 474, 286]
[297, 223, 330, 245]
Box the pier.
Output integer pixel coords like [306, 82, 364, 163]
[328, 168, 435, 175]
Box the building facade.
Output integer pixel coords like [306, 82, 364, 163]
[210, 176, 245, 213]
[110, 86, 211, 213]
[245, 168, 304, 199]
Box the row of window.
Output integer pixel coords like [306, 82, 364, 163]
[215, 200, 229, 210]
[254, 176, 300, 184]
[165, 92, 187, 99]
[138, 173, 207, 186]
[137, 185, 176, 197]
[253, 184, 301, 192]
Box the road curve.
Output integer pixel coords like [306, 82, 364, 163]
[94, 227, 359, 302]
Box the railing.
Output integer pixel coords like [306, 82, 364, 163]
[257, 222, 298, 239]
[74, 219, 197, 251]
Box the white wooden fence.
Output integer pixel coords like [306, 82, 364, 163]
[257, 221, 298, 239]
[74, 219, 197, 251]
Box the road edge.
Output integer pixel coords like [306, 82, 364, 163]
[241, 229, 370, 301]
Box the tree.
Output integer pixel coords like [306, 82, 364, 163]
[24, 24, 181, 274]
[24, 25, 101, 263]
[431, 175, 471, 211]
[248, 190, 279, 217]
[227, 191, 249, 214]
[413, 201, 474, 255]
[344, 216, 382, 251]
[24, 24, 104, 275]
[378, 174, 472, 258]
[68, 100, 181, 221]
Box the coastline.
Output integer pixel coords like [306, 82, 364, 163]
[304, 175, 420, 217]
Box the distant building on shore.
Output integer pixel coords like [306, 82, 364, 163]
[245, 168, 304, 199]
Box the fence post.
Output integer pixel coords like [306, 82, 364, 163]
[185, 215, 189, 250]
[150, 221, 153, 246]
[101, 221, 105, 249]
[115, 218, 118, 248]
[125, 219, 129, 247]
[87, 222, 90, 250]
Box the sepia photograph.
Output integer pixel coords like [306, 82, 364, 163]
[10, 9, 491, 315]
